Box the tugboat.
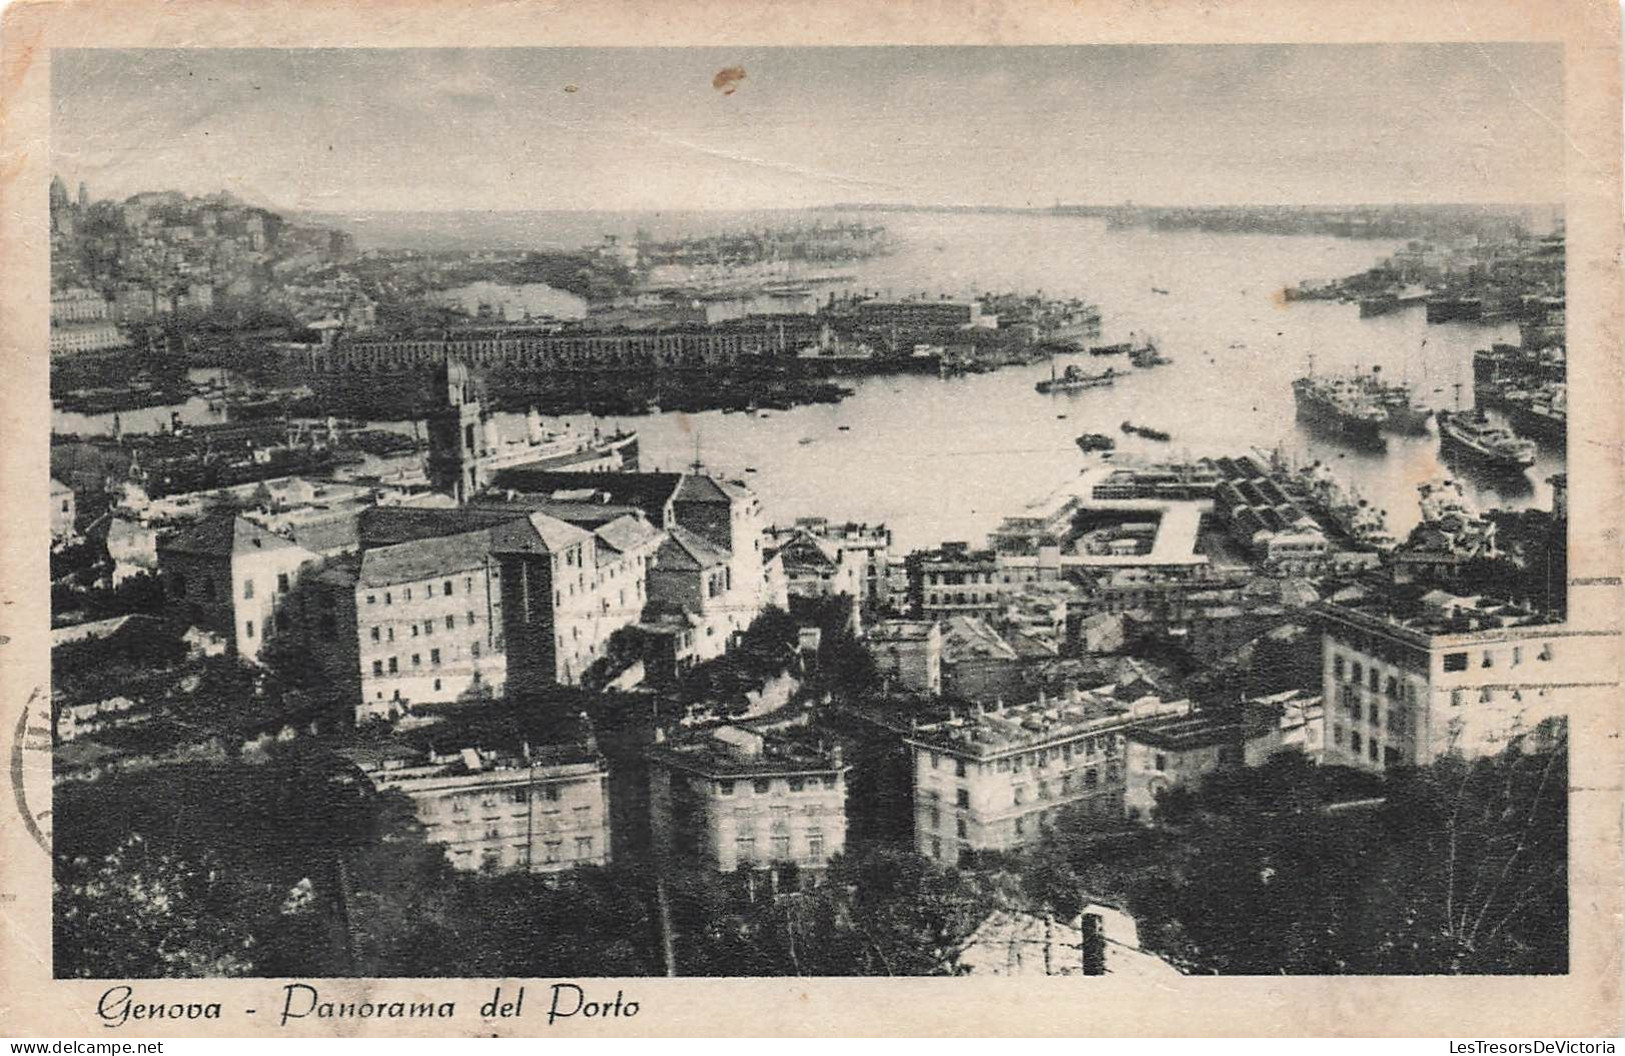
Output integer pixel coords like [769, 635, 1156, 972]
[1075, 432, 1116, 453]
[1291, 354, 1387, 444]
[1036, 362, 1122, 394]
[1129, 340, 1173, 369]
[1089, 333, 1159, 360]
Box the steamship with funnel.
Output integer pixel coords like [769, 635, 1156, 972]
[1291, 354, 1387, 443]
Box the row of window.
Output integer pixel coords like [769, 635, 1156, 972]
[366, 576, 481, 607]
[927, 740, 1111, 776]
[733, 831, 826, 863]
[369, 612, 480, 642]
[454, 835, 598, 869]
[369, 642, 482, 676]
[717, 775, 839, 796]
[1332, 724, 1405, 766]
[1442, 643, 1553, 672]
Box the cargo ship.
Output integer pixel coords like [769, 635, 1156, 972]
[1036, 362, 1122, 394]
[1436, 409, 1537, 471]
[1474, 380, 1566, 443]
[1358, 365, 1433, 434]
[1426, 294, 1484, 324]
[1290, 357, 1387, 443]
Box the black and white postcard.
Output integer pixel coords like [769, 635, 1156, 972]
[2, 0, 1621, 1039]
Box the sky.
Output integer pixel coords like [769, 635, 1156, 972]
[51, 45, 1564, 213]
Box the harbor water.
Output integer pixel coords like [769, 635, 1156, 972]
[546, 212, 1559, 551]
[55, 212, 1563, 552]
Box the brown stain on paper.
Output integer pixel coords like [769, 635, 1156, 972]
[712, 66, 746, 95]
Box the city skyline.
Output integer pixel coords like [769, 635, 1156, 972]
[52, 45, 1564, 214]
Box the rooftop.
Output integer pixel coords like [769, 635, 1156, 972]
[593, 513, 664, 556]
[358, 527, 497, 587]
[656, 525, 732, 571]
[159, 512, 306, 559]
[867, 619, 940, 644]
[343, 740, 603, 787]
[906, 690, 1191, 758]
[1318, 590, 1555, 642]
[650, 720, 845, 778]
[1125, 712, 1245, 752]
[488, 510, 595, 556]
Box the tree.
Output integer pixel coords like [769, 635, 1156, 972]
[55, 835, 270, 978]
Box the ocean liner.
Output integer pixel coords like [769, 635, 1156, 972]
[1436, 409, 1537, 471]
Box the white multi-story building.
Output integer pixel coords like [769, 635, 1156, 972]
[904, 690, 1190, 864]
[648, 720, 848, 875]
[1317, 592, 1617, 771]
[321, 504, 662, 721]
[346, 741, 611, 874]
[495, 509, 663, 695]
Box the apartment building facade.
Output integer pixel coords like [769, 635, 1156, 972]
[648, 723, 848, 874]
[1317, 594, 1617, 771]
[904, 692, 1190, 863]
[348, 742, 612, 874]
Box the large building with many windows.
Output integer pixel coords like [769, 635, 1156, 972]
[490, 469, 777, 665]
[345, 740, 611, 874]
[316, 504, 662, 721]
[904, 690, 1190, 864]
[1316, 592, 1617, 771]
[648, 719, 848, 875]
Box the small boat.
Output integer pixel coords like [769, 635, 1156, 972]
[837, 425, 852, 432]
[1121, 421, 1172, 442]
[745, 467, 758, 473]
[798, 437, 816, 446]
[1151, 287, 1171, 296]
[1076, 433, 1116, 453]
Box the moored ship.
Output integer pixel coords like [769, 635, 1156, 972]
[1475, 381, 1566, 443]
[478, 407, 640, 473]
[1291, 357, 1387, 443]
[1295, 460, 1398, 552]
[1436, 409, 1537, 471]
[1357, 365, 1433, 434]
[1036, 363, 1122, 394]
[1426, 294, 1484, 324]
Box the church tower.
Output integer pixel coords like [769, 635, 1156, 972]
[425, 358, 488, 503]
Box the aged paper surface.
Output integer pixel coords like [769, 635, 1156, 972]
[2, 0, 1621, 1038]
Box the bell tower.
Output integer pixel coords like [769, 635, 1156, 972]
[426, 358, 487, 503]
